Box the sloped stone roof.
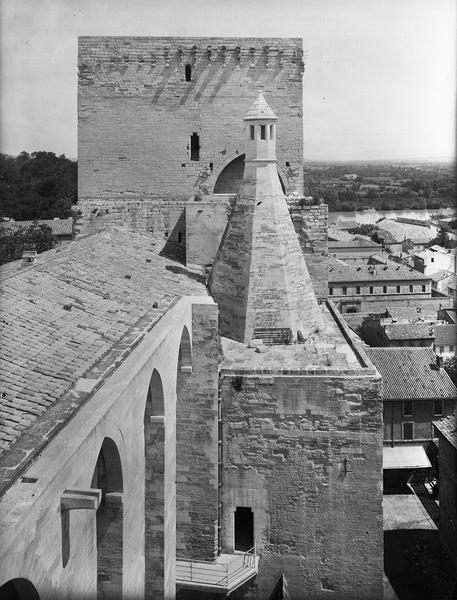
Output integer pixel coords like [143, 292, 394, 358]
[243, 91, 277, 121]
[383, 322, 435, 340]
[365, 347, 457, 400]
[0, 227, 206, 455]
[376, 219, 436, 244]
[433, 415, 457, 450]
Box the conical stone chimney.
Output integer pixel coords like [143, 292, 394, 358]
[209, 91, 323, 344]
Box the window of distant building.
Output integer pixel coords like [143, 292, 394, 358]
[329, 287, 333, 295]
[396, 285, 401, 293]
[403, 400, 413, 417]
[343, 287, 347, 295]
[356, 286, 360, 294]
[433, 399, 443, 416]
[450, 345, 454, 352]
[185, 64, 192, 82]
[439, 346, 445, 354]
[260, 125, 266, 140]
[250, 125, 255, 140]
[190, 133, 200, 161]
[383, 285, 387, 294]
[431, 257, 434, 263]
[409, 285, 413, 293]
[369, 286, 374, 294]
[402, 422, 414, 440]
[422, 284, 426, 292]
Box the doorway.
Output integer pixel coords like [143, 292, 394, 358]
[234, 506, 254, 551]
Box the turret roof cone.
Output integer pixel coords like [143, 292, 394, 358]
[209, 94, 324, 344]
[244, 91, 277, 121]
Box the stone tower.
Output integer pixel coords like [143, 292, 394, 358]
[208, 92, 323, 344]
[77, 37, 304, 240]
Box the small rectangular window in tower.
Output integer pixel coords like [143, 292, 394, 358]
[343, 287, 347, 295]
[260, 125, 266, 140]
[409, 285, 413, 293]
[270, 124, 274, 139]
[185, 64, 192, 82]
[383, 285, 387, 294]
[250, 125, 255, 140]
[356, 286, 360, 294]
[422, 284, 426, 292]
[396, 285, 401, 293]
[190, 133, 200, 161]
[369, 286, 374, 294]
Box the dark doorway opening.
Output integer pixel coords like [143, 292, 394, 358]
[234, 506, 254, 551]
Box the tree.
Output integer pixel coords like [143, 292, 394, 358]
[444, 356, 457, 386]
[0, 223, 55, 265]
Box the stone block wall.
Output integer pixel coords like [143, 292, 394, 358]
[219, 368, 383, 599]
[78, 37, 304, 206]
[185, 195, 233, 267]
[176, 303, 220, 560]
[289, 199, 328, 301]
[438, 432, 457, 567]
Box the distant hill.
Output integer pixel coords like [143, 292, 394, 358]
[0, 151, 77, 220]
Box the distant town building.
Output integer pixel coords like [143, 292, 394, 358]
[375, 219, 438, 246]
[412, 246, 456, 276]
[328, 257, 432, 314]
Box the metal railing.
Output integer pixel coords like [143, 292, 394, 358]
[176, 541, 258, 590]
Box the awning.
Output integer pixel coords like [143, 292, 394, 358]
[383, 445, 431, 470]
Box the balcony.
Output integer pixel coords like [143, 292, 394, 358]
[176, 546, 259, 595]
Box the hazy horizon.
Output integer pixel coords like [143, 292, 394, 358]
[1, 0, 455, 162]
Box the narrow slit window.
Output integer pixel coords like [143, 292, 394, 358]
[270, 124, 274, 139]
[190, 133, 200, 161]
[260, 125, 266, 140]
[185, 64, 192, 82]
[250, 125, 255, 140]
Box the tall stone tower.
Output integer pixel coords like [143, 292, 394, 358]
[209, 92, 323, 344]
[77, 37, 304, 241]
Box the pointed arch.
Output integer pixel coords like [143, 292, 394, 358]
[177, 326, 192, 372]
[213, 153, 285, 194]
[0, 579, 40, 600]
[144, 368, 165, 599]
[91, 437, 124, 599]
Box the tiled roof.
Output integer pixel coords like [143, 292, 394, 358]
[365, 347, 457, 400]
[433, 415, 457, 450]
[0, 218, 73, 236]
[328, 235, 380, 248]
[327, 257, 429, 283]
[0, 226, 207, 455]
[385, 306, 438, 323]
[434, 324, 457, 346]
[384, 322, 435, 340]
[376, 219, 436, 244]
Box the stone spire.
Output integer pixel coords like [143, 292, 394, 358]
[209, 92, 323, 344]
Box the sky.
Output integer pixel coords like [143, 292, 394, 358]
[0, 0, 455, 161]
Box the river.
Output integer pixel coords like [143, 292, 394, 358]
[328, 207, 455, 225]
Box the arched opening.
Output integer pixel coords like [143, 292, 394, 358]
[91, 438, 123, 600]
[185, 63, 192, 82]
[0, 579, 40, 600]
[177, 326, 192, 373]
[213, 154, 286, 194]
[344, 307, 359, 314]
[144, 369, 165, 599]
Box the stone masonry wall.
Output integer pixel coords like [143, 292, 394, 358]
[220, 370, 383, 600]
[290, 200, 328, 301]
[438, 434, 457, 567]
[78, 37, 304, 206]
[176, 303, 220, 560]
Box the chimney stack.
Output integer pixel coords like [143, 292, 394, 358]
[21, 250, 37, 268]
